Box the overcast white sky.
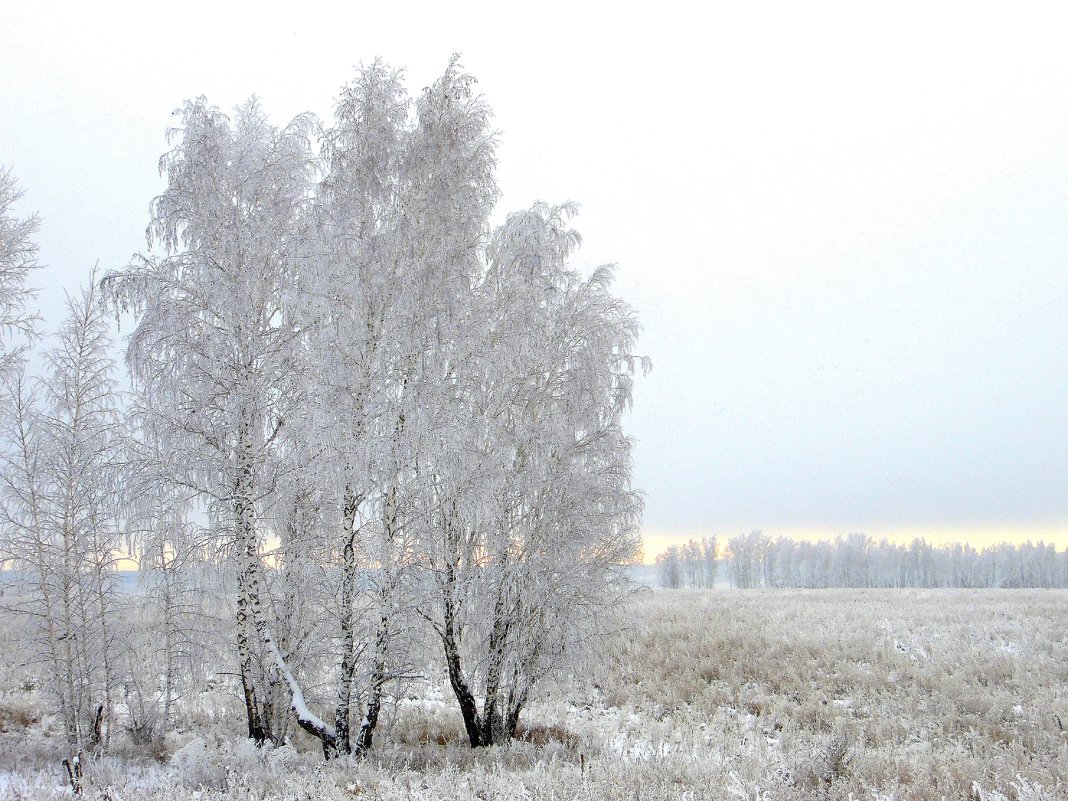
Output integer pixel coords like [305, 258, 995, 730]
[2, 2, 1067, 555]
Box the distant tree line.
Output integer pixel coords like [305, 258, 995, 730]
[657, 531, 1068, 589]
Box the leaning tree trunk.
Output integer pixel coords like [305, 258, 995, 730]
[235, 470, 353, 760]
[260, 626, 338, 758]
[239, 476, 340, 758]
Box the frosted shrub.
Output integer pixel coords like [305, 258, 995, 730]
[167, 737, 311, 793]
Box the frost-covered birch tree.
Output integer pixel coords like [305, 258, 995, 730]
[304, 60, 417, 757]
[102, 98, 318, 745]
[0, 277, 126, 749]
[0, 167, 40, 371]
[422, 203, 643, 746]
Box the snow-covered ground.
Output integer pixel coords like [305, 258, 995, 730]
[1, 589, 1065, 800]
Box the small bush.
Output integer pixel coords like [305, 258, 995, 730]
[0, 698, 40, 732]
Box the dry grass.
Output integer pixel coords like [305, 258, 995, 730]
[1, 588, 1066, 800]
[576, 589, 1068, 799]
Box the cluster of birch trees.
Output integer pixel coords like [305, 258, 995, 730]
[654, 537, 718, 589]
[0, 58, 644, 756]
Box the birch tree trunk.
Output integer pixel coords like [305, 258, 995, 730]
[234, 413, 271, 744]
[330, 489, 360, 756]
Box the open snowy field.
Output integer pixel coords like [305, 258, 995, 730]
[1, 588, 1066, 801]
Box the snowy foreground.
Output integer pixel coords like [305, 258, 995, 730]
[1, 589, 1065, 800]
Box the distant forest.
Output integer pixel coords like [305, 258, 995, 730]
[656, 532, 1068, 589]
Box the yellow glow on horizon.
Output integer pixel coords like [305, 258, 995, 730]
[641, 526, 1068, 564]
